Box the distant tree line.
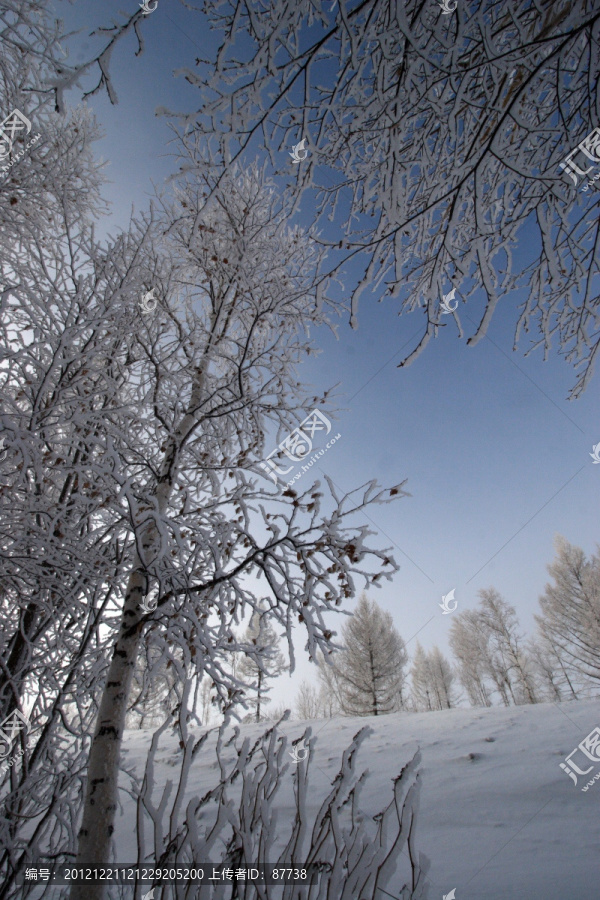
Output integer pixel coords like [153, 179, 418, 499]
[293, 536, 600, 719]
[128, 534, 600, 727]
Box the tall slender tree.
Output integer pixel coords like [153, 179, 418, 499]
[477, 588, 538, 705]
[237, 602, 287, 722]
[411, 644, 456, 712]
[294, 679, 322, 721]
[449, 610, 494, 708]
[528, 637, 578, 702]
[0, 4, 415, 896]
[198, 677, 215, 727]
[126, 649, 178, 730]
[450, 590, 538, 707]
[64, 163, 405, 898]
[535, 537, 600, 696]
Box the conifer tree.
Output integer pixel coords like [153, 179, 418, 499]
[321, 594, 408, 717]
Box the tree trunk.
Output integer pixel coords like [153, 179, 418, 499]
[70, 338, 215, 900]
[559, 656, 579, 700]
[70, 565, 147, 900]
[369, 644, 378, 715]
[0, 602, 38, 720]
[256, 669, 262, 722]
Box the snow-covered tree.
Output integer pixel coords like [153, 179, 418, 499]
[449, 610, 494, 708]
[198, 677, 215, 727]
[0, 4, 411, 896]
[316, 657, 343, 718]
[527, 637, 577, 702]
[59, 159, 405, 896]
[318, 683, 341, 719]
[410, 644, 432, 712]
[534, 536, 600, 697]
[237, 602, 287, 722]
[411, 644, 456, 712]
[0, 35, 155, 900]
[0, 133, 406, 899]
[450, 589, 537, 707]
[477, 588, 538, 705]
[0, 5, 180, 892]
[321, 594, 408, 717]
[0, 0, 144, 117]
[180, 0, 600, 399]
[265, 702, 289, 722]
[294, 679, 323, 720]
[126, 649, 179, 730]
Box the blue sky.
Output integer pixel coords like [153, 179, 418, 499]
[55, 0, 599, 708]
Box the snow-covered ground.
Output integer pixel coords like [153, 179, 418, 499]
[116, 699, 600, 900]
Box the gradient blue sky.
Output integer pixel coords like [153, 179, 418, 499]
[54, 0, 599, 708]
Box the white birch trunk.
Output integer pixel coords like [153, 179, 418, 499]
[70, 328, 216, 900]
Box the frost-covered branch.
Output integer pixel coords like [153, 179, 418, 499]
[172, 0, 600, 397]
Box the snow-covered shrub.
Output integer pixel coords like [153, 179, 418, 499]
[134, 715, 429, 899]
